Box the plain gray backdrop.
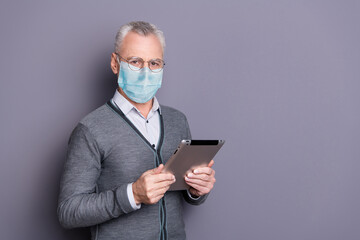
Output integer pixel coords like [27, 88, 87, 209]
[1, 0, 359, 239]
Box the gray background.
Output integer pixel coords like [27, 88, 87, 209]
[0, 0, 359, 239]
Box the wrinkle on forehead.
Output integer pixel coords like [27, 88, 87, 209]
[120, 32, 163, 60]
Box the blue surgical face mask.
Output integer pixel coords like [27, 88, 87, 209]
[117, 60, 162, 103]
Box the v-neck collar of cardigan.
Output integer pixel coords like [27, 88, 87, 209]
[106, 99, 165, 155]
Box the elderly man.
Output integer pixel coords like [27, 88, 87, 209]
[58, 21, 216, 240]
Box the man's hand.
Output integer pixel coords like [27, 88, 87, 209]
[185, 160, 216, 197]
[132, 164, 175, 205]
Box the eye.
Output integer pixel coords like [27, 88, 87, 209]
[150, 61, 160, 66]
[128, 58, 144, 68]
[129, 60, 139, 65]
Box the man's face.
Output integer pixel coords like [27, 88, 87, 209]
[111, 31, 163, 75]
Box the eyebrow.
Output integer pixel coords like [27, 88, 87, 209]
[126, 56, 163, 61]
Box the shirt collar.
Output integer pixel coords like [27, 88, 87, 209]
[112, 89, 161, 116]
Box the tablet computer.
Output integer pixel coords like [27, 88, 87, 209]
[163, 140, 225, 191]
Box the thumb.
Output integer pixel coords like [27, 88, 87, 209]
[208, 160, 215, 168]
[153, 164, 164, 174]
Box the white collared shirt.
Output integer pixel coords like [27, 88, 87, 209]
[112, 89, 161, 149]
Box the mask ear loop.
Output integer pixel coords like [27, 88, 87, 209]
[116, 55, 121, 78]
[116, 55, 121, 67]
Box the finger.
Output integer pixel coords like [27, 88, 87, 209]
[143, 164, 164, 176]
[152, 173, 176, 183]
[155, 184, 171, 195]
[149, 195, 163, 205]
[146, 193, 164, 205]
[208, 159, 214, 168]
[188, 187, 201, 197]
[151, 179, 175, 190]
[149, 190, 169, 204]
[193, 167, 213, 175]
[153, 164, 164, 174]
[186, 172, 211, 181]
[185, 176, 212, 187]
[186, 182, 210, 195]
[148, 185, 171, 201]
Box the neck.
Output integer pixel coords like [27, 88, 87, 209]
[117, 88, 153, 119]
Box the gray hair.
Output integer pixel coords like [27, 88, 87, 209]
[114, 21, 165, 53]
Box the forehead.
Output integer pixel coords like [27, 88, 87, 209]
[120, 31, 163, 59]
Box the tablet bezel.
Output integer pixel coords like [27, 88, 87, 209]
[163, 139, 225, 191]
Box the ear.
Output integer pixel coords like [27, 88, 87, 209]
[110, 53, 119, 74]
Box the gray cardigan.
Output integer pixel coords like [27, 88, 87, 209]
[57, 101, 207, 240]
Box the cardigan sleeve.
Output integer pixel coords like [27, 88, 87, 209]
[57, 123, 136, 229]
[181, 116, 209, 205]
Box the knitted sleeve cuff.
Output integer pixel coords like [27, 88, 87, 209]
[115, 184, 139, 214]
[182, 190, 209, 205]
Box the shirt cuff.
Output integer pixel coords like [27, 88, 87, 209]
[186, 189, 201, 200]
[127, 183, 141, 210]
